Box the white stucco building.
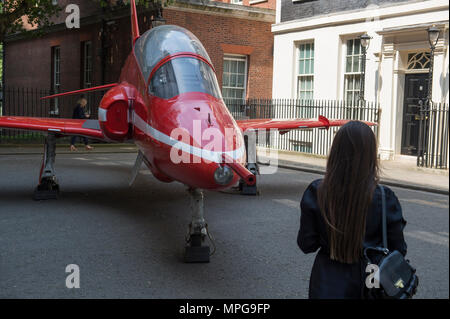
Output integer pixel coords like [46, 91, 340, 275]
[272, 0, 449, 161]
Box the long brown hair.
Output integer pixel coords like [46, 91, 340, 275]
[318, 121, 379, 264]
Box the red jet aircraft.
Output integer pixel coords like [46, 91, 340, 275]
[0, 0, 356, 262]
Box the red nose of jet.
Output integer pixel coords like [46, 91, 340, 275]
[150, 92, 249, 189]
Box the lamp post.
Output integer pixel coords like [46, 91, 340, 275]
[418, 25, 440, 167]
[426, 25, 440, 107]
[358, 33, 372, 102]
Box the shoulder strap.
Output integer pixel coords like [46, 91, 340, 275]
[379, 185, 388, 249]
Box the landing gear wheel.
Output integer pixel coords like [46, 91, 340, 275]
[185, 234, 210, 263]
[34, 133, 60, 200]
[239, 177, 259, 196]
[33, 177, 60, 200]
[184, 188, 211, 263]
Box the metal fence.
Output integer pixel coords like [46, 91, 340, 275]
[0, 87, 105, 143]
[417, 102, 449, 169]
[224, 98, 380, 156]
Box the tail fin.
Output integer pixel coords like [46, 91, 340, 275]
[131, 0, 140, 44]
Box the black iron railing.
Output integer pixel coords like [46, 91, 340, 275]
[417, 102, 449, 169]
[224, 98, 380, 157]
[0, 87, 105, 143]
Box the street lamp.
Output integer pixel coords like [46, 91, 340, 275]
[426, 25, 440, 106]
[359, 33, 372, 101]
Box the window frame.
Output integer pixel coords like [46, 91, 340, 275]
[295, 41, 314, 101]
[222, 54, 248, 101]
[82, 41, 93, 89]
[343, 38, 363, 105]
[51, 46, 61, 115]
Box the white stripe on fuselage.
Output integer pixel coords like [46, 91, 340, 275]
[132, 112, 245, 163]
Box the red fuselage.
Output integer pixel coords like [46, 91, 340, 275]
[99, 27, 247, 190]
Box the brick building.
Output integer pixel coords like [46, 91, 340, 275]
[3, 0, 275, 114]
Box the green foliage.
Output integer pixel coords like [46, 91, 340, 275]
[0, 0, 62, 41]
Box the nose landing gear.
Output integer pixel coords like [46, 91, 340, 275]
[184, 188, 211, 263]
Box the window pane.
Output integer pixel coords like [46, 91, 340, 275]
[354, 75, 361, 89]
[305, 43, 311, 58]
[300, 91, 306, 100]
[238, 61, 245, 73]
[299, 60, 304, 74]
[230, 74, 237, 87]
[300, 45, 305, 59]
[346, 76, 352, 89]
[231, 61, 237, 73]
[223, 73, 230, 86]
[346, 57, 352, 73]
[305, 60, 310, 74]
[354, 39, 361, 55]
[346, 92, 352, 103]
[347, 40, 353, 55]
[353, 56, 360, 72]
[224, 61, 230, 73]
[237, 74, 244, 87]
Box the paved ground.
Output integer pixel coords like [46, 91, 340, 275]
[0, 152, 448, 298]
[257, 147, 449, 194]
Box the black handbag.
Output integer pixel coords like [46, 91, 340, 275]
[363, 185, 419, 299]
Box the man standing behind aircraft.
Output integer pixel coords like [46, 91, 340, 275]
[70, 96, 94, 151]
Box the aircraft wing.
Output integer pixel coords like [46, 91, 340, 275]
[236, 115, 353, 133]
[0, 116, 106, 140]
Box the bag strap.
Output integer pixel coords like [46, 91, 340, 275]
[379, 185, 388, 249]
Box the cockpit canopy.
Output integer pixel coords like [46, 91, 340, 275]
[134, 25, 222, 100]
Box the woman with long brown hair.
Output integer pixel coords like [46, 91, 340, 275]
[298, 121, 407, 298]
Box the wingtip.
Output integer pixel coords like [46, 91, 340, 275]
[318, 115, 330, 129]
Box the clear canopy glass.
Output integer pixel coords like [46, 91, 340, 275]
[134, 25, 212, 82]
[149, 57, 222, 100]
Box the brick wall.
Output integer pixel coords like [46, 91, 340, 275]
[4, 3, 273, 99]
[165, 8, 273, 98]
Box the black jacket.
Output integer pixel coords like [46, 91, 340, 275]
[298, 179, 407, 299]
[72, 104, 88, 119]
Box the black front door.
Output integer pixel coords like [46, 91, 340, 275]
[401, 73, 429, 156]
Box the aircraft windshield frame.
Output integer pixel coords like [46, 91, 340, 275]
[148, 57, 222, 100]
[134, 25, 212, 83]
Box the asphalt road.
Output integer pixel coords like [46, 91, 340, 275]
[0, 153, 448, 299]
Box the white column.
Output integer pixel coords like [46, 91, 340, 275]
[275, 0, 281, 24]
[378, 42, 396, 160]
[432, 38, 447, 103]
